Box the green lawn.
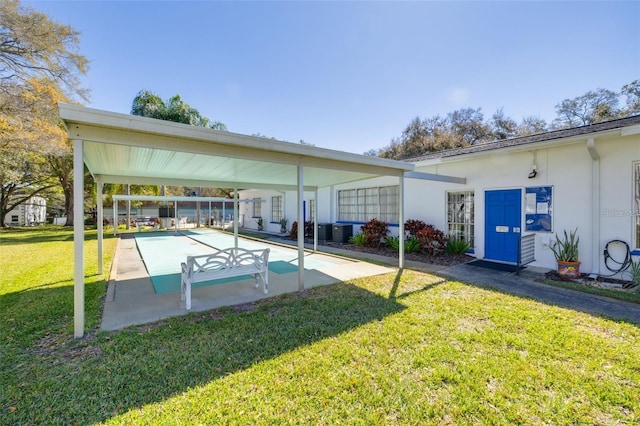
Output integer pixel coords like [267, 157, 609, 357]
[1, 227, 639, 424]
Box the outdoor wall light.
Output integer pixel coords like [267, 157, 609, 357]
[528, 164, 538, 179]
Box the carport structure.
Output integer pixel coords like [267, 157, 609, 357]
[60, 104, 417, 338]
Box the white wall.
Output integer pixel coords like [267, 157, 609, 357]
[239, 189, 317, 233]
[237, 131, 640, 274]
[411, 134, 640, 273]
[595, 133, 640, 277]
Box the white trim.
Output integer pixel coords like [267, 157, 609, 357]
[589, 139, 600, 276]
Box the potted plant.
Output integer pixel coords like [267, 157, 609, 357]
[549, 228, 581, 278]
[279, 217, 288, 233]
[256, 217, 264, 231]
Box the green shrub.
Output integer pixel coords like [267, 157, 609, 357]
[446, 237, 471, 255]
[405, 237, 421, 253]
[549, 228, 579, 262]
[629, 258, 640, 292]
[385, 235, 399, 250]
[349, 232, 367, 246]
[385, 236, 421, 253]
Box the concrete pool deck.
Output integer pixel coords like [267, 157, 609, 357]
[100, 230, 396, 331]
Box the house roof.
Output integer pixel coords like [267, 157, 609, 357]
[408, 115, 640, 163]
[59, 104, 414, 191]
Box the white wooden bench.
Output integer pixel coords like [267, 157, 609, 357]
[180, 247, 270, 310]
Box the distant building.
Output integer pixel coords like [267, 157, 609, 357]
[4, 196, 47, 226]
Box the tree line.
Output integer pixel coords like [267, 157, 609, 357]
[369, 81, 640, 160]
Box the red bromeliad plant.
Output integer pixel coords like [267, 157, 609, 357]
[404, 219, 427, 236]
[290, 221, 315, 240]
[415, 224, 448, 255]
[360, 218, 389, 248]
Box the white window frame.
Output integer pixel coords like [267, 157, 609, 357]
[271, 196, 283, 223]
[337, 185, 399, 223]
[447, 190, 475, 247]
[253, 198, 262, 218]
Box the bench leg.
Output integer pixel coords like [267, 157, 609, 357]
[263, 271, 269, 294]
[181, 278, 192, 310]
[186, 283, 191, 310]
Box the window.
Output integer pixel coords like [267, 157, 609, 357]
[271, 196, 283, 222]
[447, 191, 475, 247]
[253, 198, 262, 218]
[11, 215, 19, 223]
[337, 185, 399, 223]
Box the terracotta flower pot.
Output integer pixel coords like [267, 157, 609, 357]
[557, 260, 581, 278]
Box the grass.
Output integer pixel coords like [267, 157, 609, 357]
[1, 227, 640, 424]
[542, 278, 640, 304]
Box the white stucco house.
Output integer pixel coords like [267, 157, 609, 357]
[240, 115, 640, 278]
[3, 195, 47, 226]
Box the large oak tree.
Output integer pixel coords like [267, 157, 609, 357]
[0, 0, 88, 226]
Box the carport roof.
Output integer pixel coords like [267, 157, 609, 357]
[59, 104, 414, 190]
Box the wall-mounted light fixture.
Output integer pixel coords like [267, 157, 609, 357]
[529, 151, 538, 179]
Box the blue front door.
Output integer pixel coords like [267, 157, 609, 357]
[485, 189, 521, 263]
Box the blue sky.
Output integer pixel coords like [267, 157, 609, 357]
[28, 1, 640, 154]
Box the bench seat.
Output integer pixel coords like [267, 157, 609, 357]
[180, 247, 270, 310]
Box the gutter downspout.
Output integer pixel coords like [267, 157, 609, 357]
[587, 138, 600, 277]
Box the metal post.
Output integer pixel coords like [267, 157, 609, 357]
[97, 177, 103, 274]
[399, 175, 405, 269]
[113, 199, 117, 236]
[313, 188, 318, 252]
[298, 164, 305, 291]
[233, 189, 239, 248]
[73, 139, 85, 338]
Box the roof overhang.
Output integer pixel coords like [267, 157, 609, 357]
[413, 118, 640, 167]
[59, 104, 414, 190]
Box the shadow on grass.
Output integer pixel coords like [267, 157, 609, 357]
[1, 280, 407, 424]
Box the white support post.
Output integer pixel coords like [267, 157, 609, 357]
[97, 177, 103, 275]
[313, 188, 318, 252]
[233, 188, 239, 248]
[73, 139, 85, 338]
[399, 175, 405, 269]
[222, 202, 226, 230]
[113, 199, 117, 236]
[174, 200, 178, 231]
[297, 165, 305, 291]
